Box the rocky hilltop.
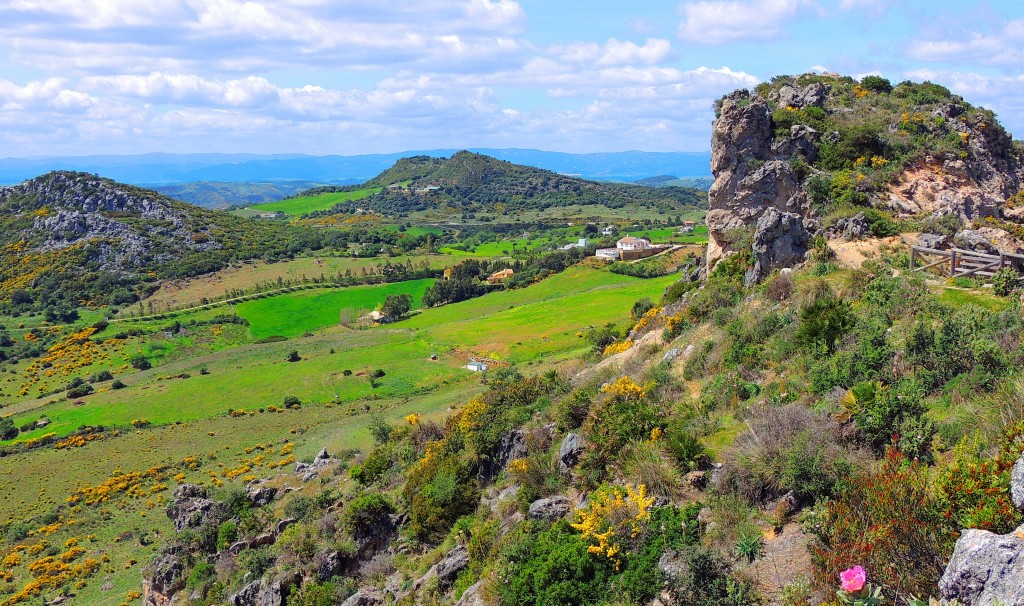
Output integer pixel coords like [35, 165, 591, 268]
[705, 74, 1024, 281]
[0, 172, 325, 313]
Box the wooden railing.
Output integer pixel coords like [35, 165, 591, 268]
[909, 246, 1024, 278]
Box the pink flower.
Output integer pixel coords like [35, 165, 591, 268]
[840, 565, 867, 592]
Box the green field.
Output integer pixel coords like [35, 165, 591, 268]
[234, 279, 434, 339]
[247, 187, 382, 215]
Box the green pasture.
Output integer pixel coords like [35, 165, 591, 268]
[249, 187, 382, 216]
[234, 278, 434, 339]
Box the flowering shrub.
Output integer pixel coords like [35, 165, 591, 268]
[571, 484, 654, 569]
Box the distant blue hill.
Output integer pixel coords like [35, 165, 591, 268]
[0, 149, 711, 186]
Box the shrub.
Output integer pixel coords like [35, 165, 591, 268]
[216, 521, 237, 551]
[992, 267, 1020, 296]
[0, 417, 18, 441]
[860, 75, 892, 93]
[554, 387, 595, 432]
[845, 379, 934, 460]
[810, 450, 945, 600]
[185, 562, 216, 592]
[129, 354, 151, 370]
[631, 297, 655, 321]
[111, 379, 126, 389]
[728, 404, 856, 504]
[735, 531, 764, 562]
[404, 450, 479, 541]
[67, 383, 94, 398]
[796, 291, 854, 354]
[283, 395, 301, 409]
[581, 377, 664, 474]
[666, 545, 760, 606]
[286, 350, 301, 362]
[342, 492, 395, 535]
[88, 370, 114, 383]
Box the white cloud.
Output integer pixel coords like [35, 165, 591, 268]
[837, 0, 890, 18]
[677, 0, 813, 45]
[902, 68, 1024, 135]
[907, 19, 1024, 67]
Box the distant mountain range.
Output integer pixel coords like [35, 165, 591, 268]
[0, 149, 711, 187]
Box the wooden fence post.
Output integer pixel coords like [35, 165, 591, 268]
[950, 250, 957, 277]
[910, 248, 915, 271]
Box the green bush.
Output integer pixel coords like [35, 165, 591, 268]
[666, 545, 759, 606]
[992, 267, 1021, 296]
[216, 521, 237, 551]
[342, 492, 395, 535]
[795, 291, 854, 354]
[404, 451, 479, 541]
[129, 353, 151, 370]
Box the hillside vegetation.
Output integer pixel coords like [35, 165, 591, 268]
[291, 151, 707, 222]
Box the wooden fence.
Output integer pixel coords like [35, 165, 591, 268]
[909, 246, 1024, 278]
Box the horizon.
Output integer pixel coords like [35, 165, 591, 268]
[1, 1, 1022, 156]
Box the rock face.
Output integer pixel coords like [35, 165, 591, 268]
[939, 523, 1024, 606]
[706, 89, 813, 277]
[1012, 453, 1024, 512]
[558, 433, 584, 474]
[746, 208, 810, 285]
[230, 578, 292, 606]
[141, 550, 184, 606]
[166, 485, 218, 532]
[527, 496, 572, 521]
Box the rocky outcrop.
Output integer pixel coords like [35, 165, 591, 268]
[1012, 453, 1024, 512]
[823, 212, 870, 241]
[142, 549, 185, 606]
[230, 578, 292, 606]
[939, 523, 1024, 606]
[558, 433, 584, 474]
[527, 496, 572, 521]
[706, 89, 813, 277]
[166, 485, 219, 532]
[340, 589, 384, 606]
[746, 208, 810, 285]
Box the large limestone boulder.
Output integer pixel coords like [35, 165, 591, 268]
[939, 522, 1024, 606]
[746, 208, 810, 285]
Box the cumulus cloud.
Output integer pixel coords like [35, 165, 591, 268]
[677, 0, 814, 45]
[906, 20, 1024, 67]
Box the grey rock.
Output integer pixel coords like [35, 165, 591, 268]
[823, 212, 870, 241]
[228, 540, 251, 554]
[939, 522, 1024, 606]
[528, 496, 572, 521]
[485, 428, 527, 480]
[954, 229, 999, 255]
[142, 550, 184, 606]
[339, 589, 384, 606]
[165, 485, 217, 532]
[658, 549, 690, 584]
[276, 518, 297, 534]
[1012, 453, 1024, 511]
[230, 579, 291, 606]
[746, 208, 809, 285]
[662, 348, 682, 364]
[558, 433, 584, 474]
[301, 471, 317, 483]
[246, 484, 278, 507]
[454, 580, 485, 606]
[313, 447, 330, 464]
[314, 549, 354, 582]
[766, 491, 800, 518]
[917, 233, 950, 250]
[250, 533, 276, 548]
[775, 83, 826, 110]
[431, 545, 470, 587]
[294, 462, 311, 473]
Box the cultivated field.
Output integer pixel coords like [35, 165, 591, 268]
[245, 187, 382, 215]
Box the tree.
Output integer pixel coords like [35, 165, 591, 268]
[129, 354, 152, 370]
[0, 417, 18, 441]
[378, 293, 412, 321]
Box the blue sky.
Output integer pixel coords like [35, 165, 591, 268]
[0, 0, 1021, 156]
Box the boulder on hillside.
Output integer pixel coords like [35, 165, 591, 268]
[746, 208, 810, 285]
[166, 484, 218, 532]
[558, 433, 584, 474]
[528, 496, 572, 521]
[230, 578, 292, 606]
[141, 549, 185, 606]
[939, 522, 1024, 606]
[340, 589, 384, 606]
[1011, 453, 1024, 512]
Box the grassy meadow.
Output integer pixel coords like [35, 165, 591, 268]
[0, 263, 676, 604]
[247, 187, 382, 216]
[234, 278, 434, 338]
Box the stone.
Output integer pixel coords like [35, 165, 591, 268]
[746, 208, 810, 285]
[246, 484, 278, 507]
[301, 471, 317, 483]
[276, 518, 297, 534]
[314, 549, 354, 582]
[339, 589, 384, 606]
[528, 496, 572, 521]
[558, 433, 584, 474]
[775, 83, 826, 110]
[313, 448, 330, 465]
[454, 581, 485, 606]
[250, 533, 276, 548]
[954, 229, 1000, 255]
[165, 485, 217, 532]
[432, 545, 470, 587]
[684, 470, 707, 490]
[658, 549, 690, 585]
[230, 579, 291, 606]
[1011, 453, 1024, 511]
[483, 428, 527, 480]
[141, 550, 184, 606]
[823, 212, 870, 241]
[662, 348, 682, 364]
[228, 540, 251, 554]
[939, 522, 1024, 606]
